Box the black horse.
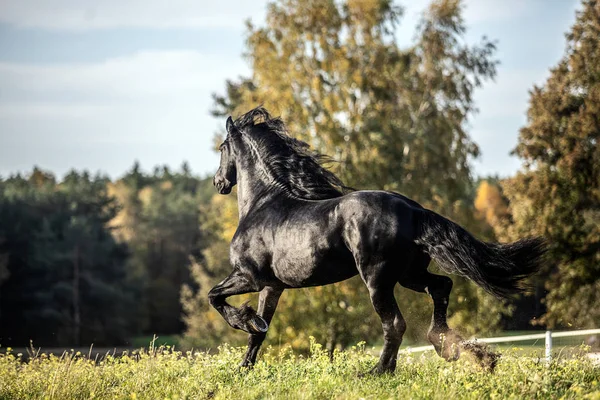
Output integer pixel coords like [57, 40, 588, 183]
[208, 107, 545, 374]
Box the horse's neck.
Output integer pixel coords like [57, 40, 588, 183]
[236, 166, 278, 220]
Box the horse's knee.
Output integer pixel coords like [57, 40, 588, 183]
[383, 316, 406, 343]
[395, 317, 407, 339]
[208, 288, 220, 309]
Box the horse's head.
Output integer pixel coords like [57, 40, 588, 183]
[214, 116, 238, 194]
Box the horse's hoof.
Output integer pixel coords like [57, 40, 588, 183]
[357, 365, 392, 377]
[247, 315, 268, 334]
[236, 302, 269, 334]
[239, 359, 254, 369]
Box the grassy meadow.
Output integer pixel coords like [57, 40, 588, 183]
[1, 340, 599, 400]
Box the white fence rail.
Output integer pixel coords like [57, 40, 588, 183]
[404, 328, 600, 361]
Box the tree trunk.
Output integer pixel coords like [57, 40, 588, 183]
[73, 245, 81, 346]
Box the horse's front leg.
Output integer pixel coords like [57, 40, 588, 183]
[208, 268, 268, 334]
[240, 286, 284, 368]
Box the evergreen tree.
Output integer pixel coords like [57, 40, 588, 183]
[495, 0, 600, 328]
[0, 169, 136, 346]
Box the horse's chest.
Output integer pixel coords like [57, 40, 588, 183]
[229, 234, 270, 272]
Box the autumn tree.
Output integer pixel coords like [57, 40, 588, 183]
[495, 0, 600, 329]
[187, 0, 502, 350]
[213, 0, 496, 217]
[473, 179, 510, 239]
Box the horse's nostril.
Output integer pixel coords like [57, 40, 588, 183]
[214, 179, 230, 194]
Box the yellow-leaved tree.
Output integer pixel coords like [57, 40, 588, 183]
[184, 0, 502, 351]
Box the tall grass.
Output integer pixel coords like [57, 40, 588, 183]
[1, 339, 598, 399]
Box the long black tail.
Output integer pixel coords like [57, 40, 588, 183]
[414, 209, 546, 298]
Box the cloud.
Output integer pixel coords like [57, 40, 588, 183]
[463, 0, 535, 24]
[0, 0, 535, 32]
[0, 0, 268, 31]
[0, 50, 247, 177]
[0, 50, 243, 99]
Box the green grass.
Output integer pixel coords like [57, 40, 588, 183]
[129, 335, 180, 349]
[1, 340, 599, 400]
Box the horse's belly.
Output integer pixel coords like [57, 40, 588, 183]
[271, 244, 357, 287]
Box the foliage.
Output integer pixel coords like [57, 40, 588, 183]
[213, 0, 496, 213]
[1, 343, 598, 399]
[490, 0, 600, 329]
[0, 168, 135, 346]
[2, 0, 595, 353]
[202, 0, 500, 349]
[0, 164, 216, 346]
[108, 163, 214, 335]
[180, 192, 244, 349]
[474, 180, 510, 238]
[472, 179, 543, 330]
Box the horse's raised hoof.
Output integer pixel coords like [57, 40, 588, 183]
[237, 302, 269, 334]
[247, 314, 269, 334]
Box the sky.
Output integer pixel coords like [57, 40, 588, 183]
[0, 0, 580, 180]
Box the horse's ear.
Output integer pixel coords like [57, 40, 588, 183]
[226, 116, 234, 134]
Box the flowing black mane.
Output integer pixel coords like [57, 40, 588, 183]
[232, 107, 349, 200]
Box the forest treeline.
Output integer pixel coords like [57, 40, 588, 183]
[1, 0, 598, 349]
[0, 164, 214, 346]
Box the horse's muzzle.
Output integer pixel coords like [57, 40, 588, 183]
[214, 177, 232, 194]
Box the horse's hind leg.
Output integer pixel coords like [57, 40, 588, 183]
[358, 262, 406, 374]
[400, 252, 499, 370]
[399, 252, 463, 361]
[240, 286, 283, 367]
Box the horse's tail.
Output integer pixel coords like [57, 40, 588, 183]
[414, 209, 546, 298]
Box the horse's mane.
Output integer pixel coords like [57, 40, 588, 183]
[232, 107, 350, 200]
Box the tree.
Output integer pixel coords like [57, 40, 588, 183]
[0, 169, 136, 346]
[180, 192, 243, 348]
[495, 0, 600, 329]
[109, 164, 212, 336]
[473, 179, 511, 240]
[195, 0, 500, 349]
[213, 0, 496, 215]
